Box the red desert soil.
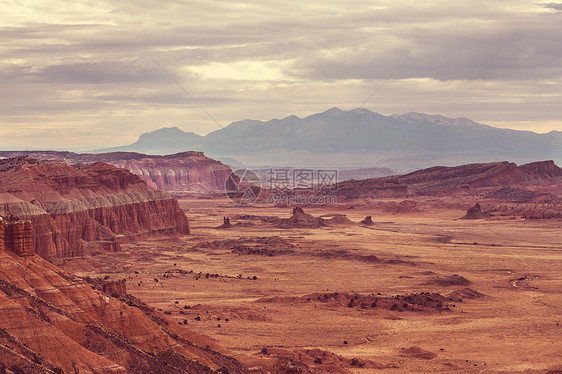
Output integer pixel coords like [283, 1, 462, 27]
[63, 198, 562, 373]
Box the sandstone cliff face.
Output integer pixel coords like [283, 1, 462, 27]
[0, 250, 249, 373]
[0, 151, 233, 194]
[0, 218, 34, 256]
[107, 152, 232, 194]
[0, 158, 190, 260]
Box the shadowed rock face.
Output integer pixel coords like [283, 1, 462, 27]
[0, 158, 190, 259]
[360, 216, 374, 225]
[0, 250, 250, 373]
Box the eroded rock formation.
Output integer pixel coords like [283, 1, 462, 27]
[0, 157, 190, 259]
[360, 216, 374, 225]
[216, 216, 232, 229]
[324, 214, 354, 225]
[0, 216, 34, 256]
[460, 203, 490, 220]
[274, 207, 327, 229]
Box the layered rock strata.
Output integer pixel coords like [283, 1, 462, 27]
[0, 217, 34, 256]
[0, 158, 190, 259]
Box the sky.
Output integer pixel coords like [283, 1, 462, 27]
[1, 0, 562, 150]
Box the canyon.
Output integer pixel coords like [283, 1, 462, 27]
[0, 155, 560, 373]
[63, 195, 561, 373]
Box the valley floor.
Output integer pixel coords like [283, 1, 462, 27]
[63, 198, 562, 373]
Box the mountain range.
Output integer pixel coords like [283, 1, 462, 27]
[96, 108, 562, 170]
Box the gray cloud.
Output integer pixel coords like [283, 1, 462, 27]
[0, 0, 561, 150]
[290, 12, 562, 81]
[545, 3, 562, 10]
[37, 60, 170, 84]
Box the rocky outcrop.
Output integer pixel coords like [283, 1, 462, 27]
[324, 214, 354, 225]
[460, 203, 490, 219]
[216, 216, 232, 229]
[360, 216, 374, 225]
[0, 150, 233, 194]
[0, 158, 190, 260]
[0, 250, 250, 373]
[274, 207, 327, 229]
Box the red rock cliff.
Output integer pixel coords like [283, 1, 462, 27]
[1, 150, 233, 194]
[106, 152, 232, 194]
[0, 157, 190, 260]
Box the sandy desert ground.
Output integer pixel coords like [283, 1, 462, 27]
[63, 197, 562, 373]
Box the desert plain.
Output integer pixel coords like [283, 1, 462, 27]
[62, 197, 562, 373]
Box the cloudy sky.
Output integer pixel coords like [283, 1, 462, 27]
[1, 0, 562, 150]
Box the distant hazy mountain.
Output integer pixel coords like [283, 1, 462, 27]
[95, 108, 562, 170]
